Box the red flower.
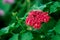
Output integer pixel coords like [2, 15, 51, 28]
[33, 21, 41, 29]
[25, 10, 50, 29]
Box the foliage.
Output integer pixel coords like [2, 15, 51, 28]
[0, 0, 60, 40]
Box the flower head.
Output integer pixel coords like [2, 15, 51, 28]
[3, 0, 14, 4]
[26, 10, 50, 29]
[0, 10, 4, 16]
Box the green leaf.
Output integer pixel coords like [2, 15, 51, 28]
[51, 35, 60, 40]
[54, 20, 60, 34]
[30, 4, 46, 10]
[50, 2, 60, 13]
[40, 18, 56, 34]
[0, 23, 15, 36]
[21, 32, 33, 40]
[9, 34, 19, 40]
[0, 27, 9, 36]
[30, 2, 52, 11]
[8, 23, 15, 28]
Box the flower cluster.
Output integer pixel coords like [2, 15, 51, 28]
[3, 0, 14, 4]
[0, 10, 4, 16]
[26, 10, 50, 29]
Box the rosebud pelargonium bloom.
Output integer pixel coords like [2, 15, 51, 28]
[3, 0, 14, 4]
[0, 10, 4, 16]
[26, 10, 50, 29]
